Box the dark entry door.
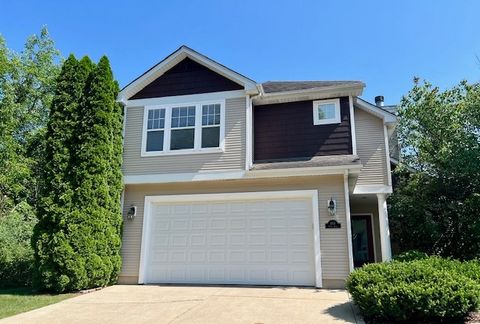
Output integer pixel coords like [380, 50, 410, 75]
[351, 215, 375, 268]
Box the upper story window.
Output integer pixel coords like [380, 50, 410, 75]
[146, 108, 165, 152]
[201, 104, 221, 148]
[170, 106, 196, 150]
[142, 100, 225, 156]
[313, 99, 341, 125]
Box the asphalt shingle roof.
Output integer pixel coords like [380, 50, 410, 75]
[261, 81, 364, 94]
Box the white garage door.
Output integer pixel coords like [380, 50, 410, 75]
[140, 191, 320, 286]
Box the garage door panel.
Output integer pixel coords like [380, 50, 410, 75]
[190, 251, 206, 262]
[144, 195, 316, 286]
[229, 233, 246, 246]
[248, 234, 266, 245]
[230, 218, 246, 229]
[208, 234, 227, 245]
[191, 219, 207, 229]
[229, 251, 246, 263]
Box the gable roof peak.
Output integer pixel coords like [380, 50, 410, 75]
[118, 46, 257, 102]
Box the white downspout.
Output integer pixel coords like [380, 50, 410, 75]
[344, 171, 354, 272]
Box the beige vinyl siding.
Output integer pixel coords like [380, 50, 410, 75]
[122, 97, 246, 175]
[120, 175, 350, 282]
[354, 108, 389, 186]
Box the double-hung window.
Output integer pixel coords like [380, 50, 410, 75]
[201, 104, 221, 148]
[142, 100, 224, 156]
[170, 106, 196, 150]
[313, 99, 341, 125]
[146, 108, 165, 152]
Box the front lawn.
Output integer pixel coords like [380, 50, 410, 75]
[0, 288, 76, 319]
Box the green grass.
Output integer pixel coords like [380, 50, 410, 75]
[0, 288, 76, 319]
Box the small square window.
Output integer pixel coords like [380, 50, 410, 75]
[313, 99, 341, 125]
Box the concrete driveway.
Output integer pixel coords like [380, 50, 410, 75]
[1, 285, 362, 324]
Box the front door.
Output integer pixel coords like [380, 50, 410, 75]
[351, 215, 375, 268]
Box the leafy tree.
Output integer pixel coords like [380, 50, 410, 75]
[0, 27, 60, 210]
[389, 79, 480, 259]
[33, 56, 123, 292]
[0, 202, 37, 288]
[0, 27, 60, 288]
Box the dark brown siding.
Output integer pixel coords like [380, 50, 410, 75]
[129, 58, 243, 100]
[254, 97, 352, 161]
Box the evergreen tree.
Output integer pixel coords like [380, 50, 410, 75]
[33, 55, 94, 291]
[70, 56, 123, 287]
[33, 55, 123, 292]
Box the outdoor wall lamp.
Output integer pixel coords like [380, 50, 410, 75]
[127, 206, 137, 220]
[327, 198, 336, 217]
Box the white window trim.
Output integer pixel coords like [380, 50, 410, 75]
[312, 98, 341, 125]
[141, 99, 226, 157]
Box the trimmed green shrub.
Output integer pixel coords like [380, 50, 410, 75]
[32, 55, 123, 292]
[346, 257, 480, 322]
[0, 202, 36, 288]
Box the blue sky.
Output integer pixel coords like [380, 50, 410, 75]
[1, 0, 479, 104]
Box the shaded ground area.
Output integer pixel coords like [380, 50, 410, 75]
[467, 312, 480, 323]
[1, 285, 362, 323]
[0, 288, 76, 319]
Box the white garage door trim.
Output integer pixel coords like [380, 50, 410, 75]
[138, 190, 322, 287]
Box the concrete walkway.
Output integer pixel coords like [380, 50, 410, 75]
[1, 285, 362, 324]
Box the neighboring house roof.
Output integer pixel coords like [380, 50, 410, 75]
[354, 97, 397, 125]
[261, 81, 364, 94]
[381, 105, 398, 115]
[118, 45, 258, 102]
[251, 155, 361, 170]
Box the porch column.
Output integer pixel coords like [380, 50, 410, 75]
[377, 193, 392, 261]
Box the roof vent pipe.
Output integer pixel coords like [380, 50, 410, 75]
[375, 95, 384, 107]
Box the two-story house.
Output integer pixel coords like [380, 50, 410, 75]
[117, 46, 397, 289]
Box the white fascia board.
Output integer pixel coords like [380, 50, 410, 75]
[353, 184, 393, 195]
[118, 46, 257, 101]
[124, 170, 246, 185]
[246, 164, 363, 179]
[124, 164, 363, 185]
[253, 84, 365, 106]
[125, 90, 246, 108]
[354, 98, 397, 124]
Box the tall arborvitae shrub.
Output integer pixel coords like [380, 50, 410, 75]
[70, 56, 123, 287]
[33, 55, 123, 292]
[33, 55, 94, 292]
